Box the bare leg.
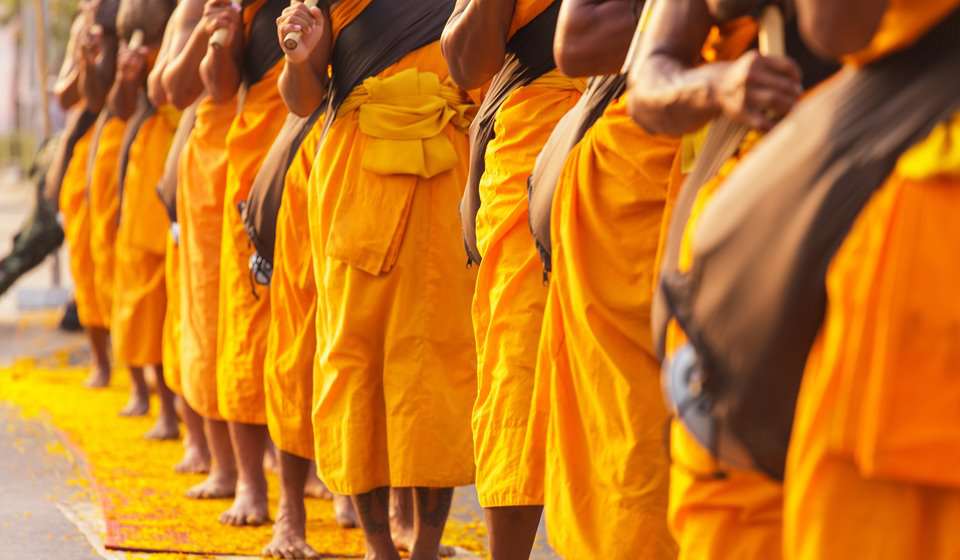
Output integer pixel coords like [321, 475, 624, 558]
[335, 494, 358, 529]
[392, 489, 455, 557]
[186, 418, 236, 499]
[119, 366, 150, 416]
[262, 451, 320, 558]
[264, 438, 279, 473]
[220, 422, 270, 526]
[410, 488, 455, 560]
[84, 327, 111, 388]
[145, 364, 179, 440]
[354, 487, 401, 560]
[174, 396, 210, 473]
[485, 506, 543, 560]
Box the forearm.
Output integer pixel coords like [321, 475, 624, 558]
[54, 70, 82, 110]
[796, 0, 886, 58]
[108, 77, 141, 120]
[162, 25, 209, 109]
[279, 60, 327, 117]
[554, 0, 638, 77]
[79, 44, 117, 113]
[441, 0, 513, 89]
[628, 55, 726, 135]
[199, 42, 241, 103]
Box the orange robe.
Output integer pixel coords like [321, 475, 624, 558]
[469, 0, 583, 509]
[59, 122, 105, 328]
[784, 3, 960, 558]
[310, 5, 476, 494]
[527, 97, 679, 558]
[215, 56, 286, 424]
[112, 105, 179, 367]
[87, 116, 127, 328]
[178, 96, 235, 420]
[264, 119, 322, 460]
[163, 229, 182, 395]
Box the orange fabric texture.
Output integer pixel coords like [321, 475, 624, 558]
[785, 111, 960, 559]
[60, 124, 106, 328]
[471, 77, 581, 508]
[215, 61, 287, 425]
[87, 116, 127, 329]
[112, 107, 178, 367]
[265, 119, 322, 460]
[527, 97, 679, 559]
[507, 0, 555, 37]
[848, 0, 960, 65]
[178, 96, 236, 420]
[163, 231, 182, 396]
[309, 43, 477, 495]
[330, 0, 374, 39]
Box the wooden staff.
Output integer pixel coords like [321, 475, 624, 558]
[758, 4, 785, 57]
[282, 0, 320, 51]
[209, 0, 241, 49]
[128, 29, 144, 50]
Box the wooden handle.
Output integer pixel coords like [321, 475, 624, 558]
[758, 5, 785, 57]
[209, 1, 241, 49]
[281, 0, 320, 52]
[128, 29, 144, 50]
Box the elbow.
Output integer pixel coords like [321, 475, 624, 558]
[553, 40, 594, 78]
[799, 8, 882, 59]
[440, 30, 500, 90]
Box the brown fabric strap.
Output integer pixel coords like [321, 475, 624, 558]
[42, 108, 99, 210]
[243, 0, 286, 85]
[527, 73, 626, 272]
[156, 101, 198, 223]
[460, 0, 561, 264]
[656, 4, 960, 480]
[242, 108, 323, 264]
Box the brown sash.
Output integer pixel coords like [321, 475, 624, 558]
[527, 74, 625, 272]
[460, 1, 561, 265]
[242, 109, 323, 266]
[655, 5, 960, 480]
[156, 101, 198, 223]
[42, 108, 99, 210]
[243, 0, 286, 85]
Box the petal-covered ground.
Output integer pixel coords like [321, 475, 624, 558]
[0, 361, 487, 557]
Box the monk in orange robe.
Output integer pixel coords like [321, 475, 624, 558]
[199, 0, 288, 526]
[517, 2, 681, 558]
[781, 2, 960, 558]
[625, 0, 813, 557]
[54, 11, 113, 388]
[440, 1, 582, 556]
[161, 0, 238, 496]
[107, 1, 182, 440]
[278, 1, 477, 557]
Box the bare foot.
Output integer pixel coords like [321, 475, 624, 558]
[304, 476, 333, 500]
[334, 495, 357, 529]
[174, 443, 211, 474]
[84, 366, 110, 388]
[262, 502, 319, 559]
[220, 483, 270, 526]
[145, 417, 180, 440]
[186, 470, 236, 499]
[391, 523, 456, 558]
[119, 393, 149, 417]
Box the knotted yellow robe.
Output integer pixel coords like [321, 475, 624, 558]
[527, 97, 679, 559]
[112, 105, 179, 367]
[178, 96, 235, 420]
[309, 40, 477, 495]
[785, 3, 960, 558]
[665, 135, 784, 560]
[163, 230, 182, 395]
[60, 124, 105, 328]
[216, 60, 286, 425]
[265, 119, 322, 460]
[470, 5, 582, 504]
[87, 116, 127, 326]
